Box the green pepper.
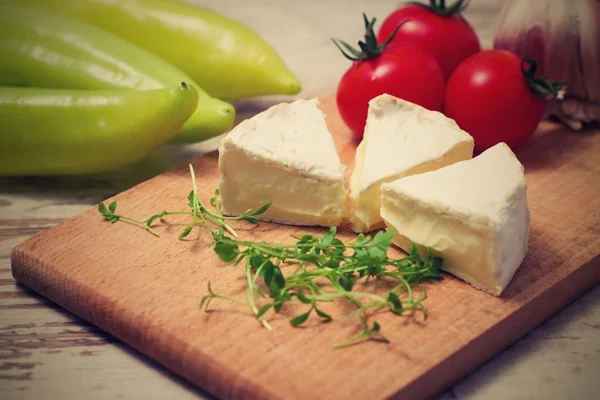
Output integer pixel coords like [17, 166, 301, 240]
[0, 83, 198, 176]
[14, 0, 302, 101]
[0, 4, 234, 145]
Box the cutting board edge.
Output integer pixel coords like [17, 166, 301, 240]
[398, 253, 600, 400]
[9, 245, 282, 400]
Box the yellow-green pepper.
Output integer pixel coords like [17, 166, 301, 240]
[0, 83, 198, 176]
[0, 4, 234, 145]
[14, 0, 302, 101]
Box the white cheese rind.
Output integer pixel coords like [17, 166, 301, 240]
[380, 143, 530, 296]
[218, 98, 348, 227]
[350, 94, 474, 233]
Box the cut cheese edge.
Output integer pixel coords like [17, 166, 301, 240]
[350, 94, 474, 232]
[380, 143, 530, 296]
[218, 98, 348, 227]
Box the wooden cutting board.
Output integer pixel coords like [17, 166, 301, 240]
[11, 97, 600, 400]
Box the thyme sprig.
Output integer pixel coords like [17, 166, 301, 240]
[98, 164, 444, 348]
[98, 165, 270, 239]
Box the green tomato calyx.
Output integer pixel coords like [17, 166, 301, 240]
[520, 53, 566, 103]
[332, 13, 406, 62]
[408, 0, 471, 16]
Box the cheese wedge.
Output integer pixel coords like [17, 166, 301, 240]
[218, 98, 348, 227]
[349, 94, 474, 232]
[380, 143, 530, 296]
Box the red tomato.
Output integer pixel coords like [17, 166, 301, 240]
[444, 50, 548, 152]
[378, 3, 480, 79]
[337, 44, 445, 138]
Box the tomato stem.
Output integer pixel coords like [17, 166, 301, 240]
[520, 52, 566, 103]
[408, 0, 470, 16]
[332, 13, 407, 61]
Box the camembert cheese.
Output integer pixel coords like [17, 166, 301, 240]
[349, 94, 474, 233]
[380, 143, 530, 296]
[218, 98, 348, 226]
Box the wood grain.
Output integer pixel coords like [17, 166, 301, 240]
[9, 96, 600, 399]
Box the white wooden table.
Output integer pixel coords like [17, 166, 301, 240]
[1, 1, 599, 399]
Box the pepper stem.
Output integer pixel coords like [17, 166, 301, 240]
[332, 13, 407, 61]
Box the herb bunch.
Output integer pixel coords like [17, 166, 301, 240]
[98, 165, 444, 348]
[203, 225, 443, 346]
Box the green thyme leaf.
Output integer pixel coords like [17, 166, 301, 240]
[98, 202, 109, 215]
[214, 240, 238, 262]
[256, 304, 273, 319]
[248, 202, 271, 216]
[290, 310, 311, 326]
[295, 292, 312, 304]
[179, 226, 193, 239]
[315, 307, 332, 321]
[272, 266, 285, 289]
[387, 292, 403, 314]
